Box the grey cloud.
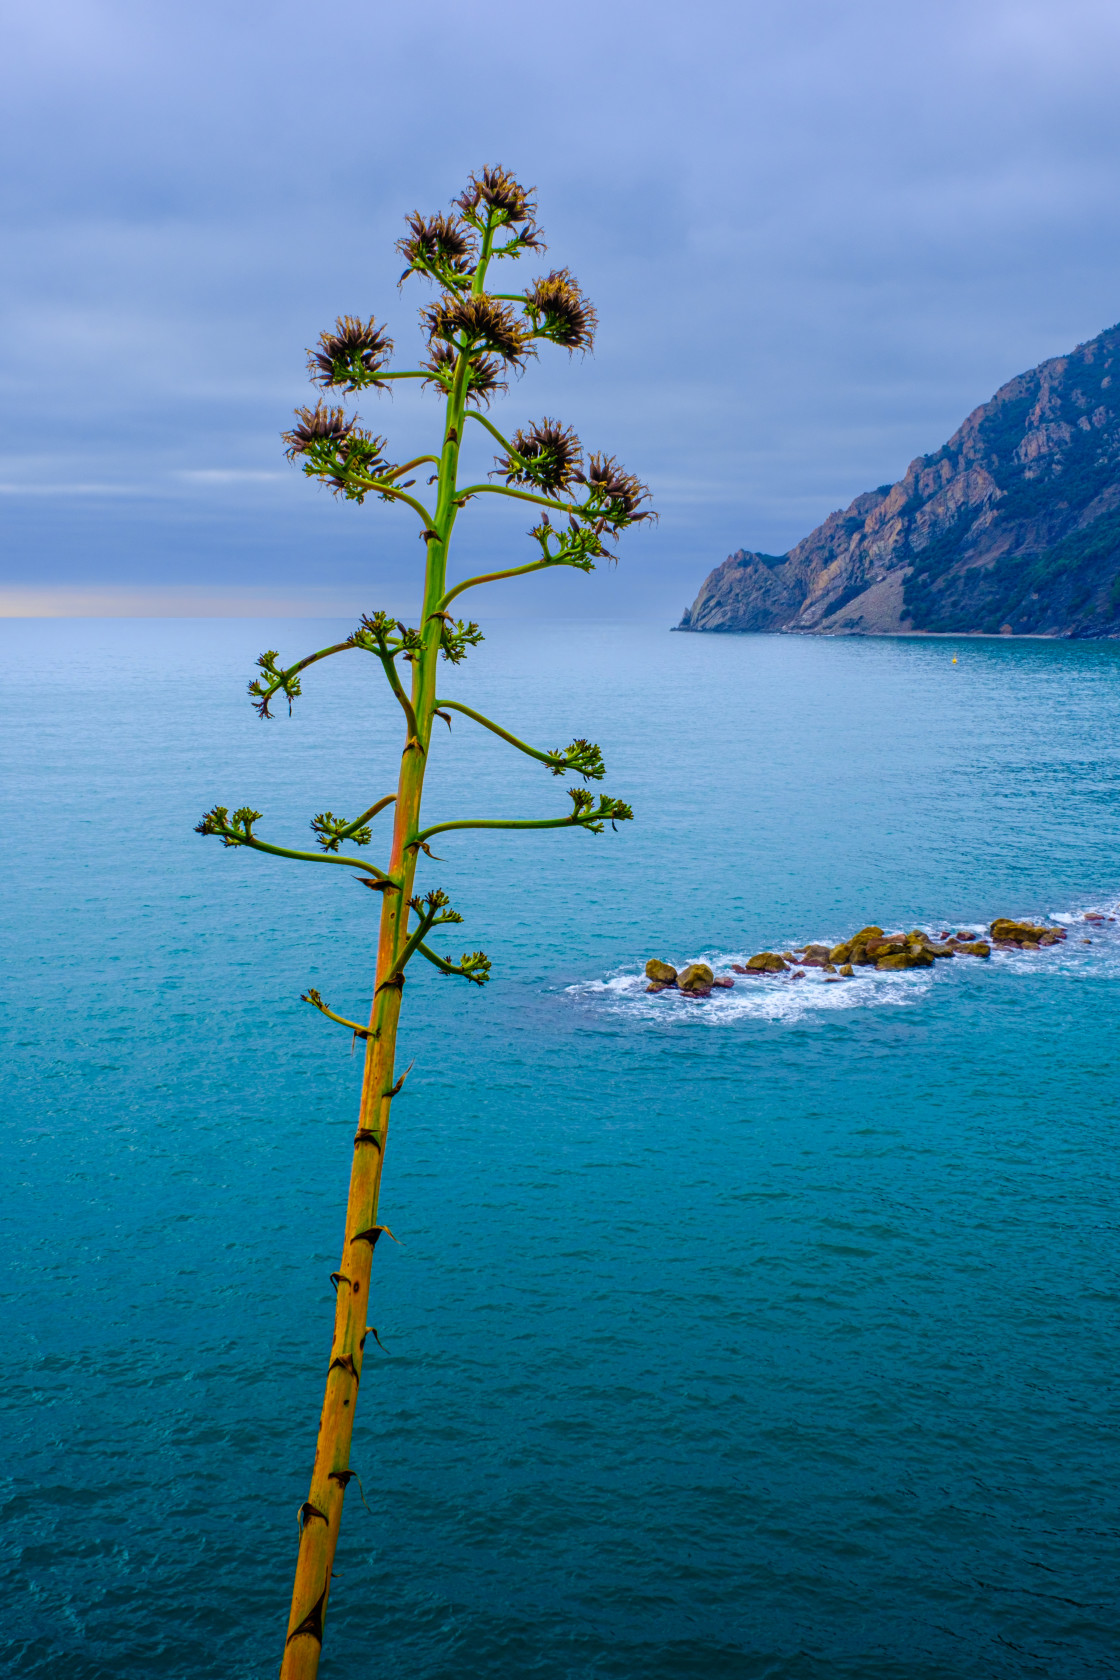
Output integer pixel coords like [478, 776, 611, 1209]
[2, 0, 1119, 620]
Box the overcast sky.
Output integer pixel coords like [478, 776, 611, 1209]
[2, 0, 1119, 620]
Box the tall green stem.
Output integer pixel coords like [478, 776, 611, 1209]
[197, 174, 653, 1675]
[279, 285, 474, 1680]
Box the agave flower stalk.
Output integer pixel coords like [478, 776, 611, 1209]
[195, 167, 652, 1677]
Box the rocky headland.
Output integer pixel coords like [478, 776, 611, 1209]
[677, 322, 1120, 638]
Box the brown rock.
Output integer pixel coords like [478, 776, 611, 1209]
[877, 950, 933, 969]
[851, 926, 884, 944]
[989, 918, 1060, 946]
[745, 952, 789, 973]
[957, 941, 991, 957]
[678, 962, 715, 993]
[645, 982, 674, 993]
[866, 938, 905, 959]
[645, 958, 678, 984]
[711, 976, 735, 988]
[839, 963, 854, 977]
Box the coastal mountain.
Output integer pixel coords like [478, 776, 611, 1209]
[677, 322, 1120, 638]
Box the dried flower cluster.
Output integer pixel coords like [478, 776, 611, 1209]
[308, 315, 393, 392]
[422, 343, 508, 407]
[282, 403, 393, 500]
[397, 212, 476, 284]
[422, 292, 534, 370]
[525, 269, 597, 353]
[575, 453, 655, 526]
[497, 418, 584, 492]
[455, 166, 546, 252]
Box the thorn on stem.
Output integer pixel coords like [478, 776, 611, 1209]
[350, 1224, 401, 1248]
[383, 1059, 416, 1099]
[285, 1584, 327, 1646]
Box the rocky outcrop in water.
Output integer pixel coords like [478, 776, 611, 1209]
[644, 918, 1078, 997]
[677, 323, 1120, 638]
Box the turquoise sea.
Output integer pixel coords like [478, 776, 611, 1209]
[3, 618, 1119, 1679]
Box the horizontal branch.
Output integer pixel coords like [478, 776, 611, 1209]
[413, 814, 592, 844]
[437, 558, 561, 613]
[196, 808, 390, 880]
[415, 941, 460, 976]
[456, 482, 577, 515]
[342, 476, 436, 526]
[463, 410, 516, 454]
[250, 639, 360, 716]
[434, 699, 552, 765]
[301, 988, 374, 1039]
[353, 793, 396, 827]
[435, 701, 604, 780]
[415, 941, 491, 986]
[413, 790, 631, 847]
[234, 834, 389, 878]
[384, 454, 441, 480]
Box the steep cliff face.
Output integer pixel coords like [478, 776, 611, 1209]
[678, 323, 1120, 637]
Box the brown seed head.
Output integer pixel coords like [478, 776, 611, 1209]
[396, 212, 476, 282]
[497, 418, 583, 491]
[574, 453, 655, 525]
[525, 269, 597, 353]
[512, 223, 547, 253]
[282, 402, 357, 461]
[422, 292, 534, 370]
[456, 165, 536, 225]
[307, 316, 393, 393]
[282, 403, 391, 499]
[422, 344, 508, 407]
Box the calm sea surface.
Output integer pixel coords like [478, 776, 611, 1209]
[2, 618, 1119, 1680]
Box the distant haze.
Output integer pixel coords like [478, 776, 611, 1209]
[3, 0, 1120, 620]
